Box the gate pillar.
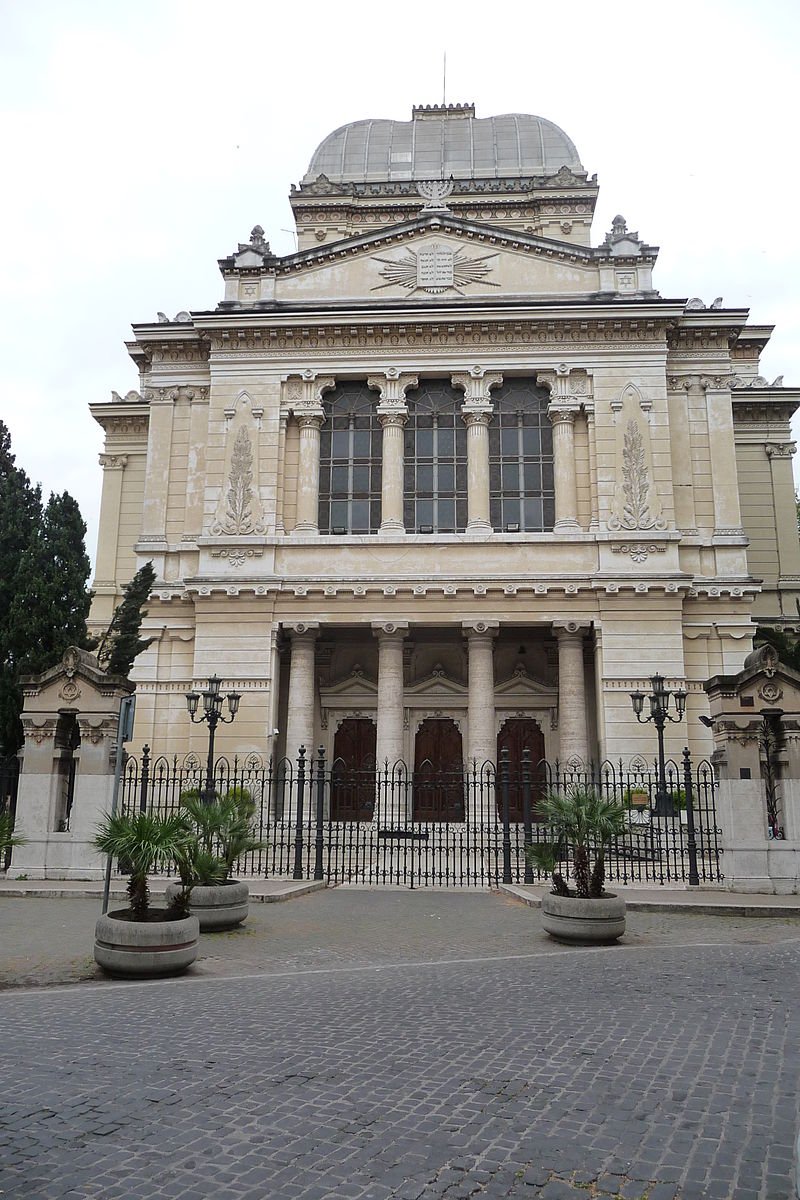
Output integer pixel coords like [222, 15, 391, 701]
[10, 647, 134, 879]
[705, 644, 800, 894]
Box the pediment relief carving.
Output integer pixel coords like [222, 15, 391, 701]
[494, 669, 557, 699]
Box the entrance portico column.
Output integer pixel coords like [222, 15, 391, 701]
[553, 621, 590, 767]
[372, 622, 408, 767]
[463, 621, 499, 766]
[284, 623, 319, 767]
[368, 371, 418, 532]
[452, 369, 502, 532]
[288, 372, 335, 534]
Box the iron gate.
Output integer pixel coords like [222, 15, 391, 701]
[120, 746, 722, 887]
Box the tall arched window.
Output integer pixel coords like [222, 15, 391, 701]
[489, 379, 554, 532]
[403, 379, 467, 533]
[318, 382, 382, 534]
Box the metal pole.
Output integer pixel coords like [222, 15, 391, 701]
[293, 746, 307, 880]
[654, 715, 671, 817]
[500, 747, 512, 884]
[102, 695, 136, 916]
[522, 748, 533, 885]
[682, 746, 700, 887]
[314, 745, 325, 882]
[205, 716, 217, 804]
[138, 743, 150, 814]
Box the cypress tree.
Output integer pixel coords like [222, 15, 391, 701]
[96, 562, 156, 678]
[0, 423, 94, 753]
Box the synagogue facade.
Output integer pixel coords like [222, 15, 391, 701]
[88, 103, 800, 781]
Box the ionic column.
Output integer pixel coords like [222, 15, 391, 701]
[368, 371, 418, 532]
[284, 624, 319, 766]
[452, 369, 502, 532]
[463, 621, 499, 765]
[554, 621, 590, 766]
[766, 442, 800, 574]
[372, 622, 408, 765]
[288, 372, 335, 534]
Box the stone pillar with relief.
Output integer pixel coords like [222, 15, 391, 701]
[541, 365, 582, 532]
[367, 371, 418, 532]
[288, 373, 335, 534]
[554, 621, 590, 766]
[284, 624, 319, 770]
[452, 368, 502, 532]
[372, 622, 408, 766]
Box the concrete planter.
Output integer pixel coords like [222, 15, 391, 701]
[94, 911, 199, 977]
[165, 879, 250, 931]
[541, 892, 626, 943]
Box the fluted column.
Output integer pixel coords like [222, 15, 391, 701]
[554, 621, 590, 766]
[141, 387, 176, 543]
[373, 622, 408, 766]
[464, 621, 499, 765]
[94, 454, 127, 586]
[287, 372, 335, 534]
[368, 371, 418, 532]
[284, 624, 319, 767]
[452, 369, 502, 532]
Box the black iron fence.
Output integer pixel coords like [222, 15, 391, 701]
[119, 745, 722, 888]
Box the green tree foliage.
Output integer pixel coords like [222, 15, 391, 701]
[96, 561, 156, 677]
[0, 422, 93, 753]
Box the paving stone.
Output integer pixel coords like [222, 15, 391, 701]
[0, 891, 798, 1200]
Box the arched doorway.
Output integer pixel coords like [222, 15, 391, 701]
[331, 717, 376, 820]
[496, 717, 546, 821]
[413, 717, 464, 821]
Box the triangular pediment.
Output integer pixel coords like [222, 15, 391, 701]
[406, 666, 467, 698]
[321, 667, 378, 701]
[273, 215, 600, 304]
[495, 667, 557, 699]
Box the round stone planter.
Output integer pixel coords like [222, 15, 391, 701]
[94, 911, 199, 977]
[541, 892, 626, 943]
[165, 880, 250, 931]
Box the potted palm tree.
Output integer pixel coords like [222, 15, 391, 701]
[527, 786, 630, 943]
[93, 810, 199, 977]
[164, 786, 266, 930]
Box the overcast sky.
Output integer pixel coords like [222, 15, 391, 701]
[1, 0, 798, 566]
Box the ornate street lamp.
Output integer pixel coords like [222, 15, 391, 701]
[185, 675, 241, 802]
[630, 674, 687, 816]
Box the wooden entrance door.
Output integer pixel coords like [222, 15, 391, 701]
[496, 717, 546, 821]
[413, 717, 465, 821]
[331, 717, 377, 821]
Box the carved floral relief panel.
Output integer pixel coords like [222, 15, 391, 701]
[210, 392, 266, 536]
[609, 384, 666, 532]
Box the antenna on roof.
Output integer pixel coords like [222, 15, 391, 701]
[442, 51, 447, 105]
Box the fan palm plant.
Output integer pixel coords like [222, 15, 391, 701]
[94, 810, 195, 920]
[178, 786, 266, 884]
[527, 786, 629, 899]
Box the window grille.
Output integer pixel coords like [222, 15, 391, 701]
[489, 379, 554, 531]
[318, 381, 382, 534]
[403, 379, 467, 533]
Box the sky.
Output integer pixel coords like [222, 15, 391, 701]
[1, 0, 799, 566]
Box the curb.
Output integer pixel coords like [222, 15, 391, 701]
[498, 883, 800, 918]
[0, 880, 327, 903]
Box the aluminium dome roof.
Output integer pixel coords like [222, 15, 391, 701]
[302, 104, 584, 185]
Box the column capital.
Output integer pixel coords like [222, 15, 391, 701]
[377, 409, 408, 429]
[284, 622, 320, 639]
[462, 620, 500, 637]
[451, 369, 503, 405]
[552, 620, 591, 637]
[368, 371, 418, 405]
[547, 401, 581, 425]
[766, 442, 796, 459]
[371, 621, 409, 639]
[296, 410, 325, 430]
[98, 454, 128, 470]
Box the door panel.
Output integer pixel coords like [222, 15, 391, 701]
[496, 717, 546, 821]
[331, 717, 377, 820]
[413, 717, 464, 821]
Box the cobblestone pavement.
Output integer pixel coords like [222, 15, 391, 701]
[0, 890, 798, 1200]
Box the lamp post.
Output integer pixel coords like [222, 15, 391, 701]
[185, 675, 241, 802]
[630, 674, 687, 816]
